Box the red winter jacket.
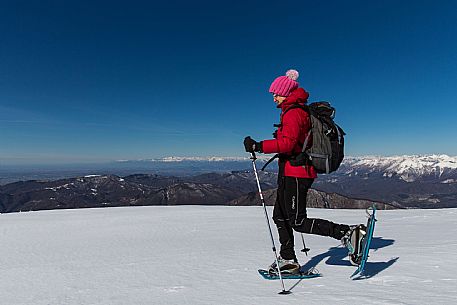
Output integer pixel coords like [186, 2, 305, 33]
[262, 88, 317, 178]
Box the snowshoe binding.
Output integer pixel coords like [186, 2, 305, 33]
[342, 224, 367, 266]
[260, 257, 319, 280]
[268, 256, 300, 275]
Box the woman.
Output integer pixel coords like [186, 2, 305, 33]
[244, 69, 364, 274]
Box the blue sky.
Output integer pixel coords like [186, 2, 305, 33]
[1, 0, 457, 165]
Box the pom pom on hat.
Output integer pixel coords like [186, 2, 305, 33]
[286, 69, 299, 81]
[269, 69, 300, 97]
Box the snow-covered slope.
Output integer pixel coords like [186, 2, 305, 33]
[1, 206, 456, 304]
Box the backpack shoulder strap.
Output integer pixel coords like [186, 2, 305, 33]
[262, 105, 310, 171]
[283, 104, 312, 151]
[280, 104, 309, 125]
[282, 104, 309, 116]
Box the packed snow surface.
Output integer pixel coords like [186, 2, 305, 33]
[1, 206, 456, 305]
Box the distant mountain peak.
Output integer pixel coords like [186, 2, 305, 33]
[341, 154, 457, 182]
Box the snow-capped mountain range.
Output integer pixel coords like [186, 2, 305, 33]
[313, 154, 457, 208]
[114, 154, 457, 208]
[117, 154, 457, 183]
[2, 155, 457, 210]
[339, 154, 457, 182]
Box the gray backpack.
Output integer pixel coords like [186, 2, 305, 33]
[287, 102, 345, 174]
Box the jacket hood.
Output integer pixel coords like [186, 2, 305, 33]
[278, 88, 309, 110]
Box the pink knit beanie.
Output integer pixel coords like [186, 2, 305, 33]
[269, 69, 299, 97]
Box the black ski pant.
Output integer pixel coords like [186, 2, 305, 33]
[273, 175, 350, 261]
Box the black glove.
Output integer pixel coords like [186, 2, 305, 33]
[244, 136, 263, 153]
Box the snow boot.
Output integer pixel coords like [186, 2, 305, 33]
[268, 256, 300, 275]
[341, 224, 367, 265]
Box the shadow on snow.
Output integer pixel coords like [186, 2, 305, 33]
[299, 237, 397, 280]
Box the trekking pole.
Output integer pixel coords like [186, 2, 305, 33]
[300, 233, 310, 255]
[250, 152, 290, 295]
